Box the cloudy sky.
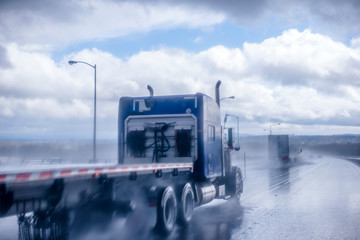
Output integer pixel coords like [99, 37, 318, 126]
[0, 0, 360, 140]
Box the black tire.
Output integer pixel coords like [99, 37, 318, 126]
[227, 166, 243, 203]
[177, 183, 195, 226]
[155, 186, 177, 235]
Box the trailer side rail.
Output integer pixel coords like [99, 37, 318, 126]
[0, 162, 193, 184]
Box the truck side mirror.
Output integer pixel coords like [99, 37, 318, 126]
[227, 128, 234, 149]
[227, 128, 240, 151]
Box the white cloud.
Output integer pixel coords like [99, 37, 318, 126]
[243, 29, 358, 90]
[1, 43, 82, 100]
[194, 36, 202, 43]
[351, 37, 360, 48]
[1, 29, 360, 139]
[0, 0, 225, 47]
[158, 0, 360, 38]
[2, 0, 360, 51]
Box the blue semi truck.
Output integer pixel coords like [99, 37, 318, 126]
[0, 81, 243, 237]
[268, 135, 290, 161]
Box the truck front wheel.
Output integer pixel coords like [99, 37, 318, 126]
[155, 186, 177, 234]
[227, 166, 243, 203]
[177, 183, 194, 226]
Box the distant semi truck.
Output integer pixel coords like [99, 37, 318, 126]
[268, 134, 290, 160]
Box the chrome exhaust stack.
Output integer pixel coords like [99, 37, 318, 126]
[147, 85, 154, 97]
[215, 80, 221, 107]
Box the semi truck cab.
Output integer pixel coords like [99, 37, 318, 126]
[118, 93, 223, 179]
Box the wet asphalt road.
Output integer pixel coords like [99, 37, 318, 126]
[1, 155, 360, 239]
[168, 154, 360, 240]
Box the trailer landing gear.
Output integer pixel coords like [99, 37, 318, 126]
[17, 209, 69, 240]
[0, 184, 13, 216]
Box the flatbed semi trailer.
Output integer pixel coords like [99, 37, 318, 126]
[0, 81, 243, 238]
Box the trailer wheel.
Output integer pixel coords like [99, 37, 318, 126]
[177, 183, 194, 226]
[155, 186, 177, 234]
[227, 166, 243, 203]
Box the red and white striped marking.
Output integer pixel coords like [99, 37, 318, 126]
[0, 162, 193, 184]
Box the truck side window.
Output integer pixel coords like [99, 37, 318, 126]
[127, 130, 146, 157]
[175, 129, 191, 157]
[207, 125, 215, 142]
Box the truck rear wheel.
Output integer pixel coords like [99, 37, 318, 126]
[155, 186, 177, 234]
[177, 183, 194, 226]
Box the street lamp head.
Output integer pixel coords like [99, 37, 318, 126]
[269, 122, 281, 135]
[220, 96, 235, 101]
[68, 60, 95, 69]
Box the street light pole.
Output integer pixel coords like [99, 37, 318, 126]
[68, 60, 97, 163]
[269, 123, 281, 135]
[93, 64, 96, 163]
